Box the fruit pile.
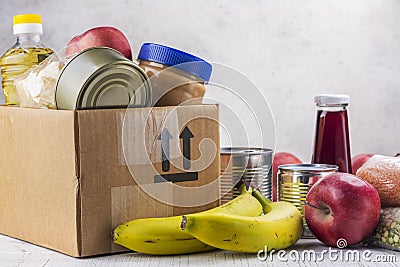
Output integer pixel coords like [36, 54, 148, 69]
[113, 185, 302, 255]
[275, 151, 400, 252]
[113, 151, 400, 255]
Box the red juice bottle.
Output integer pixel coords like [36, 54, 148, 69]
[311, 94, 352, 173]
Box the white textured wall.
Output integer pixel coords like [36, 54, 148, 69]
[1, 0, 399, 161]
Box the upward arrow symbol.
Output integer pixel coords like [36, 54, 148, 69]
[179, 126, 194, 170]
[158, 128, 172, 172]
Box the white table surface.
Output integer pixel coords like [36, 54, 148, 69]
[1, 234, 399, 267]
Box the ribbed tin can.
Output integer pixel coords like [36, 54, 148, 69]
[220, 147, 273, 204]
[56, 47, 152, 110]
[278, 163, 338, 238]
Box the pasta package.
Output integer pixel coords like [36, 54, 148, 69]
[367, 207, 400, 251]
[356, 155, 400, 207]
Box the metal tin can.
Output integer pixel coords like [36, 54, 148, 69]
[56, 47, 152, 110]
[278, 163, 338, 238]
[220, 147, 273, 204]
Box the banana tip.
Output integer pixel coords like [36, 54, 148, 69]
[180, 215, 187, 230]
[111, 228, 116, 241]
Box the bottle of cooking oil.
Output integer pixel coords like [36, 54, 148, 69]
[0, 14, 54, 106]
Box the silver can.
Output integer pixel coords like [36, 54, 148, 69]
[220, 147, 273, 204]
[278, 163, 338, 238]
[56, 47, 151, 110]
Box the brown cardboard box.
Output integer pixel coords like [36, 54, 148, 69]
[0, 105, 220, 257]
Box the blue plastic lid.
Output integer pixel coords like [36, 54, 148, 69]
[138, 43, 212, 82]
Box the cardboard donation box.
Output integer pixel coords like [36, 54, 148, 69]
[0, 104, 220, 257]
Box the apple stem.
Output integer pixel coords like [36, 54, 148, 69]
[305, 201, 331, 214]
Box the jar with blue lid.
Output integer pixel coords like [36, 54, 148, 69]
[137, 43, 212, 106]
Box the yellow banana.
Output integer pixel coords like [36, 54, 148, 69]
[113, 185, 262, 255]
[181, 190, 302, 253]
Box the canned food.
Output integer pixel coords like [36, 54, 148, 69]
[220, 147, 273, 204]
[278, 163, 338, 238]
[56, 47, 151, 110]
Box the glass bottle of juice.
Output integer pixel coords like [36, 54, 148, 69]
[311, 94, 352, 173]
[0, 14, 54, 106]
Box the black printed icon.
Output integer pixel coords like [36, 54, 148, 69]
[156, 126, 198, 183]
[179, 126, 194, 170]
[158, 128, 172, 172]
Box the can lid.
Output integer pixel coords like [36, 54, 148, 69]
[13, 14, 43, 35]
[220, 147, 273, 156]
[278, 163, 338, 173]
[56, 47, 152, 110]
[314, 94, 350, 106]
[138, 43, 212, 82]
[77, 62, 150, 109]
[220, 147, 273, 171]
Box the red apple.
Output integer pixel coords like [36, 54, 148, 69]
[272, 152, 302, 201]
[304, 172, 380, 247]
[65, 26, 132, 60]
[351, 153, 374, 175]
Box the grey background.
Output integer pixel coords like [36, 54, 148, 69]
[1, 0, 399, 161]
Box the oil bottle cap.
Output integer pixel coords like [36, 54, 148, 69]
[314, 94, 350, 106]
[13, 14, 43, 35]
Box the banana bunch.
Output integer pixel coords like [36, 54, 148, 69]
[113, 185, 302, 255]
[113, 185, 262, 255]
[181, 190, 303, 253]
